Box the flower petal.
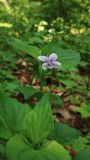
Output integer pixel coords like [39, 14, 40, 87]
[52, 61, 61, 66]
[49, 53, 57, 61]
[51, 61, 61, 68]
[38, 56, 48, 62]
[48, 64, 54, 69]
[42, 63, 48, 70]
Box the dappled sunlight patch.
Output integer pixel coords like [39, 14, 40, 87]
[0, 22, 13, 28]
[70, 27, 86, 35]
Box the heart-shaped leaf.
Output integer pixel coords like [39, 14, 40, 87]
[6, 134, 71, 160]
[23, 94, 54, 145]
[0, 90, 31, 139]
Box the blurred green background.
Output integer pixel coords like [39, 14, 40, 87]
[0, 0, 90, 53]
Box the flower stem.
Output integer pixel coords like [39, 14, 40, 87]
[39, 67, 44, 92]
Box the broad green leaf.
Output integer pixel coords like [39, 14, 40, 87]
[49, 122, 80, 145]
[23, 94, 54, 145]
[42, 40, 80, 70]
[0, 90, 31, 139]
[74, 147, 90, 160]
[18, 86, 37, 99]
[9, 38, 41, 58]
[6, 134, 71, 160]
[58, 48, 80, 69]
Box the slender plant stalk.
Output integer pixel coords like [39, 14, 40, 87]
[39, 67, 44, 92]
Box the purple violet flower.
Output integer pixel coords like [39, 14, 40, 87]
[38, 53, 61, 70]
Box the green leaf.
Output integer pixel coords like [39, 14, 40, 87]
[9, 38, 41, 58]
[0, 69, 14, 80]
[50, 94, 64, 106]
[74, 147, 90, 160]
[18, 86, 37, 99]
[0, 51, 17, 63]
[6, 134, 71, 160]
[58, 48, 80, 69]
[0, 115, 12, 139]
[0, 90, 31, 139]
[60, 79, 77, 88]
[75, 103, 90, 118]
[0, 81, 20, 93]
[71, 136, 89, 151]
[42, 40, 80, 70]
[23, 94, 54, 145]
[0, 144, 5, 154]
[49, 122, 80, 145]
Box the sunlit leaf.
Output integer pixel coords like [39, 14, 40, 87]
[6, 134, 71, 160]
[23, 94, 54, 145]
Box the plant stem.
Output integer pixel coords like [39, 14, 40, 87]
[39, 67, 44, 92]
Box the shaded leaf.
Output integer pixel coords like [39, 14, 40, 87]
[74, 147, 90, 160]
[49, 122, 80, 145]
[0, 90, 31, 139]
[18, 86, 37, 99]
[9, 38, 41, 58]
